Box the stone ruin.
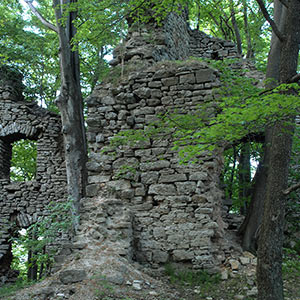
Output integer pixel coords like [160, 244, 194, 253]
[82, 12, 239, 272]
[0, 67, 67, 284]
[0, 11, 243, 283]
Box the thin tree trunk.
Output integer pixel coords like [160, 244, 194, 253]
[228, 145, 237, 200]
[242, 0, 254, 58]
[238, 161, 265, 252]
[230, 0, 242, 55]
[238, 143, 251, 215]
[27, 229, 38, 281]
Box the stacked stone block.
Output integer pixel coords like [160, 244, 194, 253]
[189, 29, 238, 60]
[110, 13, 237, 69]
[0, 68, 67, 284]
[84, 12, 240, 271]
[86, 60, 225, 270]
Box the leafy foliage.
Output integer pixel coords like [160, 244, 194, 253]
[11, 199, 75, 280]
[189, 0, 270, 64]
[222, 142, 262, 212]
[0, 279, 32, 298]
[165, 263, 220, 286]
[108, 59, 300, 164]
[10, 139, 37, 182]
[283, 248, 300, 277]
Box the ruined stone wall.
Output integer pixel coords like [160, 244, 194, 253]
[110, 13, 238, 69]
[86, 60, 227, 270]
[84, 13, 239, 271]
[0, 68, 67, 284]
[189, 30, 237, 59]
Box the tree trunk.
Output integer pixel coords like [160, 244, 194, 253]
[27, 229, 38, 281]
[238, 161, 265, 252]
[53, 0, 87, 222]
[265, 0, 286, 86]
[241, 0, 254, 58]
[256, 1, 300, 299]
[257, 120, 294, 300]
[228, 145, 237, 202]
[230, 0, 242, 56]
[238, 133, 272, 253]
[239, 0, 286, 253]
[238, 143, 251, 215]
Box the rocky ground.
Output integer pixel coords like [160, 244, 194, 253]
[1, 197, 299, 300]
[1, 246, 299, 300]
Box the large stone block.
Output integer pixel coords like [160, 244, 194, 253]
[149, 184, 176, 195]
[59, 269, 87, 284]
[175, 182, 196, 195]
[141, 172, 159, 184]
[173, 250, 194, 261]
[159, 174, 187, 183]
[152, 250, 169, 263]
[195, 69, 215, 83]
[140, 160, 170, 171]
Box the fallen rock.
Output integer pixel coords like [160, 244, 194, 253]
[229, 259, 240, 270]
[132, 280, 143, 290]
[35, 287, 55, 299]
[59, 269, 87, 284]
[242, 251, 255, 259]
[221, 268, 228, 280]
[106, 273, 125, 285]
[239, 256, 251, 265]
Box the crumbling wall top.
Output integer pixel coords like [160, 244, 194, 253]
[0, 66, 24, 102]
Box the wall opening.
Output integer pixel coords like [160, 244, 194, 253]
[11, 229, 28, 281]
[10, 139, 37, 182]
[10, 226, 49, 282]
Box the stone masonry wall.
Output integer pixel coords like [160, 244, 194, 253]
[84, 13, 239, 271]
[86, 60, 227, 270]
[0, 68, 67, 285]
[189, 29, 237, 60]
[110, 13, 238, 68]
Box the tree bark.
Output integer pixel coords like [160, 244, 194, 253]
[256, 1, 300, 299]
[238, 143, 251, 215]
[239, 0, 286, 254]
[238, 131, 272, 252]
[53, 0, 87, 221]
[265, 0, 286, 86]
[241, 0, 254, 58]
[238, 160, 265, 252]
[257, 119, 294, 300]
[24, 0, 88, 228]
[230, 0, 242, 56]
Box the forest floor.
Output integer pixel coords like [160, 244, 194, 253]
[0, 248, 299, 300]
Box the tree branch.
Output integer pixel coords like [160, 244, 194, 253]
[255, 0, 285, 42]
[288, 73, 300, 83]
[282, 182, 300, 195]
[24, 0, 58, 33]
